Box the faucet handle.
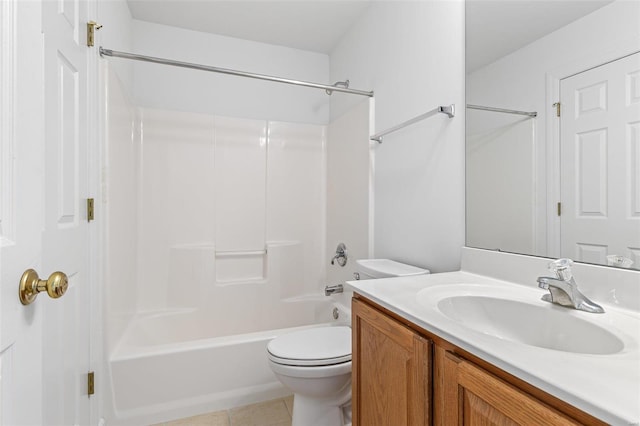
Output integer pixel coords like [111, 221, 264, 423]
[331, 243, 348, 267]
[548, 258, 574, 281]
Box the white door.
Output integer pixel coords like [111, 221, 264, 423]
[560, 52, 640, 266]
[1, 1, 47, 424]
[0, 0, 93, 424]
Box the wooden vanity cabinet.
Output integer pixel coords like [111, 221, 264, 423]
[353, 295, 607, 426]
[352, 297, 432, 426]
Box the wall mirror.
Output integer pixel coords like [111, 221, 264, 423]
[465, 0, 640, 270]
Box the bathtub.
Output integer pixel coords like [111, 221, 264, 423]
[108, 298, 348, 425]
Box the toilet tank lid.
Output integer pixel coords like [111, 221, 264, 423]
[356, 259, 430, 277]
[267, 326, 351, 362]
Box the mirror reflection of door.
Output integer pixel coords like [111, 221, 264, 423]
[465, 1, 640, 269]
[559, 52, 640, 267]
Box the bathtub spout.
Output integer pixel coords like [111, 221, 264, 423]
[325, 284, 344, 296]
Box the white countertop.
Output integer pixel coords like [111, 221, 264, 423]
[346, 271, 640, 425]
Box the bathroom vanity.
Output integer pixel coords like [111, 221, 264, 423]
[352, 296, 604, 425]
[347, 249, 640, 426]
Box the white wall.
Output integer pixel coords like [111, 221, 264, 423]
[330, 1, 465, 273]
[467, 0, 640, 256]
[98, 0, 133, 90]
[326, 99, 371, 294]
[131, 20, 331, 124]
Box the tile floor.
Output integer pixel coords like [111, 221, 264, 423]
[151, 396, 294, 426]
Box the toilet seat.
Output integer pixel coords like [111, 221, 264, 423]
[267, 326, 351, 367]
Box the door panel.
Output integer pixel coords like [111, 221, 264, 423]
[0, 1, 46, 424]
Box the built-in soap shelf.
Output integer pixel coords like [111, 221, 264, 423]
[215, 248, 267, 258]
[215, 247, 267, 285]
[213, 241, 304, 289]
[168, 241, 305, 289]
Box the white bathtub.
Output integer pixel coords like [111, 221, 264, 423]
[108, 299, 346, 425]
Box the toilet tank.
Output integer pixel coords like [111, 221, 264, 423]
[355, 259, 430, 279]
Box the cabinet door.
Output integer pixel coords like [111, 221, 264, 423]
[441, 350, 580, 425]
[352, 298, 431, 426]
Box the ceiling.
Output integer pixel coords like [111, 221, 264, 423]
[465, 0, 615, 73]
[127, 0, 614, 64]
[126, 0, 372, 54]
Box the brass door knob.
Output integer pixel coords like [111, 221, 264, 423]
[19, 269, 69, 305]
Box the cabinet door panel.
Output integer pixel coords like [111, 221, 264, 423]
[463, 392, 519, 426]
[352, 299, 431, 426]
[443, 351, 580, 426]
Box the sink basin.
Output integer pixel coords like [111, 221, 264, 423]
[417, 284, 625, 355]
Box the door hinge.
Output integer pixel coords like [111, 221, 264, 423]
[86, 21, 102, 47]
[557, 202, 562, 216]
[88, 371, 95, 396]
[552, 102, 561, 117]
[87, 198, 95, 222]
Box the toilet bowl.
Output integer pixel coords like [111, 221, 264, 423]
[267, 259, 429, 426]
[267, 326, 352, 426]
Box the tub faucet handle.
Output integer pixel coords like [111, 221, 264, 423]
[331, 243, 348, 267]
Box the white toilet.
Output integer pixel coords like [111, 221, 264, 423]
[267, 259, 429, 426]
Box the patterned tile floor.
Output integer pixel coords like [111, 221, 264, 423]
[151, 396, 294, 426]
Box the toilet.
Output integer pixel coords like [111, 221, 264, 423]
[267, 259, 429, 426]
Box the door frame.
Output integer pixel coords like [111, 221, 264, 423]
[545, 36, 640, 258]
[87, 0, 102, 424]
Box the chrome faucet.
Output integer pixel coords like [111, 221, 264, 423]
[537, 259, 604, 313]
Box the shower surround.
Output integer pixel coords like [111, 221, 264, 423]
[134, 108, 326, 311]
[104, 68, 336, 424]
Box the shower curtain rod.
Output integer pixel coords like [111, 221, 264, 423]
[99, 47, 374, 97]
[370, 104, 455, 143]
[466, 104, 537, 117]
